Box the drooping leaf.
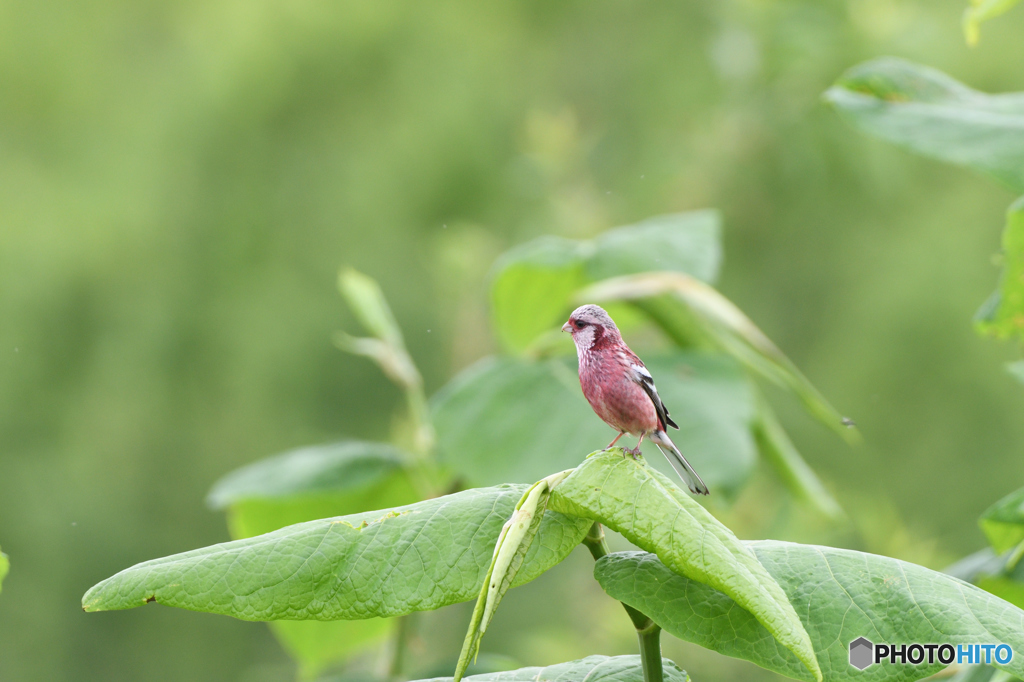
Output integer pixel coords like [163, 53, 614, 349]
[338, 268, 406, 350]
[83, 486, 591, 620]
[963, 0, 1022, 46]
[0, 546, 7, 595]
[548, 452, 821, 682]
[753, 395, 843, 519]
[336, 269, 435, 454]
[415, 655, 688, 682]
[489, 212, 722, 352]
[824, 57, 1024, 193]
[981, 486, 1024, 554]
[976, 197, 1024, 341]
[432, 352, 758, 494]
[597, 547, 1024, 682]
[579, 272, 854, 442]
[455, 472, 571, 681]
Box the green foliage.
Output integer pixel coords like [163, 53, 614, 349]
[964, 0, 1023, 45]
[597, 547, 1024, 682]
[752, 396, 843, 519]
[548, 451, 821, 682]
[827, 58, 1024, 343]
[416, 655, 688, 682]
[490, 212, 721, 353]
[824, 58, 1024, 194]
[981, 486, 1024, 555]
[336, 268, 435, 457]
[271, 619, 393, 681]
[207, 441, 412, 509]
[455, 472, 569, 680]
[206, 441, 419, 676]
[976, 198, 1024, 340]
[579, 273, 853, 442]
[1009, 361, 1024, 384]
[0, 546, 7, 595]
[82, 486, 591, 620]
[432, 352, 759, 493]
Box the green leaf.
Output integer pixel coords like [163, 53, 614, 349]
[207, 442, 419, 676]
[455, 472, 570, 681]
[548, 451, 821, 682]
[597, 546, 1024, 682]
[964, 0, 1022, 46]
[579, 272, 855, 442]
[981, 486, 1024, 554]
[824, 58, 1024, 193]
[270, 619, 393, 680]
[207, 441, 411, 509]
[584, 210, 721, 283]
[415, 655, 688, 682]
[490, 237, 589, 353]
[0, 546, 8, 595]
[1008, 360, 1024, 384]
[432, 352, 758, 494]
[83, 485, 591, 620]
[489, 212, 722, 352]
[338, 268, 406, 349]
[976, 197, 1024, 341]
[753, 395, 843, 519]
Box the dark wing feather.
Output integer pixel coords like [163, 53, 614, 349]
[629, 361, 679, 430]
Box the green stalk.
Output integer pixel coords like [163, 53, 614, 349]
[388, 612, 418, 681]
[583, 522, 664, 682]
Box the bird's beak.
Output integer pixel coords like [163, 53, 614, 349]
[561, 321, 572, 333]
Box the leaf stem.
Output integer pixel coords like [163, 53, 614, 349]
[583, 522, 664, 682]
[388, 612, 418, 681]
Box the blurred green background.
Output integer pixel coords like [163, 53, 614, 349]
[2, 0, 1024, 679]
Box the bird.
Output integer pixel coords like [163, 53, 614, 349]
[562, 304, 709, 495]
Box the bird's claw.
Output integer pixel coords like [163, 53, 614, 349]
[627, 446, 642, 459]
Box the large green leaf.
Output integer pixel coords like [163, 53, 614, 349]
[83, 486, 591, 620]
[432, 352, 758, 494]
[0, 545, 7, 595]
[976, 197, 1024, 341]
[579, 272, 854, 442]
[415, 655, 688, 682]
[208, 441, 419, 676]
[824, 58, 1024, 194]
[981, 486, 1024, 554]
[596, 546, 1024, 682]
[548, 452, 821, 681]
[489, 211, 722, 352]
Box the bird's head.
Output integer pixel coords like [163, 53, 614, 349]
[562, 304, 619, 351]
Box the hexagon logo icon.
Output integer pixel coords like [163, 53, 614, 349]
[849, 637, 874, 670]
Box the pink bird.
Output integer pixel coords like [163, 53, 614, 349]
[562, 304, 709, 495]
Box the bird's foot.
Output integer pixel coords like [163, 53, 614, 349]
[627, 445, 642, 460]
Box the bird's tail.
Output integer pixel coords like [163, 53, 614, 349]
[650, 430, 709, 495]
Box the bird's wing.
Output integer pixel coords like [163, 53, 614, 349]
[629, 361, 679, 430]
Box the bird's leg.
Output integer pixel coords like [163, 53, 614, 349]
[606, 431, 625, 450]
[628, 433, 646, 459]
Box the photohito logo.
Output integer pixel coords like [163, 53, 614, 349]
[848, 637, 1013, 671]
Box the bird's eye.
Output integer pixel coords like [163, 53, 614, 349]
[574, 319, 586, 329]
